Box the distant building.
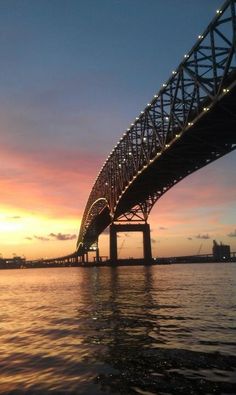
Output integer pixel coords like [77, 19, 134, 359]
[212, 240, 230, 261]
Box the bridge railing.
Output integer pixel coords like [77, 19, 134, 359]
[77, 0, 236, 252]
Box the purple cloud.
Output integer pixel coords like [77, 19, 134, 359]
[49, 232, 76, 241]
[34, 235, 50, 242]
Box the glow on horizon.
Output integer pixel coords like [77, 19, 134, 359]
[0, 0, 235, 260]
[1, 152, 236, 260]
[0, 206, 81, 260]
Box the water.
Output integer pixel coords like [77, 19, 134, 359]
[0, 263, 236, 395]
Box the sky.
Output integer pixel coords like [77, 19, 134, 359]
[0, 0, 235, 260]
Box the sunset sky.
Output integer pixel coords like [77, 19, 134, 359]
[0, 0, 235, 260]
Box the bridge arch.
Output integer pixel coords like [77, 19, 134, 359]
[77, 197, 111, 254]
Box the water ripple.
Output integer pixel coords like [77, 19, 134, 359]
[0, 263, 235, 394]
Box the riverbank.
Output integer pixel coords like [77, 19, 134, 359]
[1, 256, 235, 270]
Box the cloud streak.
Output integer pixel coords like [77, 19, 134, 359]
[30, 233, 77, 242]
[34, 235, 50, 242]
[49, 232, 76, 241]
[195, 234, 210, 240]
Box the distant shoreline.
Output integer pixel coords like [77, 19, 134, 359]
[0, 257, 235, 270]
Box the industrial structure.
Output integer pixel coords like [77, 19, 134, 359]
[213, 240, 231, 261]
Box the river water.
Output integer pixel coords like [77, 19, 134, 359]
[0, 263, 236, 395]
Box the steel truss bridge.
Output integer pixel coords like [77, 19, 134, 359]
[48, 0, 236, 264]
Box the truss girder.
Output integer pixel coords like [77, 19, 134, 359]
[76, 0, 236, 254]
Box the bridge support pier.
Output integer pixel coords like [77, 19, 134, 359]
[81, 241, 100, 264]
[82, 252, 89, 264]
[109, 222, 152, 264]
[96, 247, 100, 263]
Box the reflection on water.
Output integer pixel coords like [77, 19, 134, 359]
[0, 263, 236, 394]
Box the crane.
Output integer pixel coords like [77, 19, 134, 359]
[197, 243, 203, 255]
[117, 239, 126, 259]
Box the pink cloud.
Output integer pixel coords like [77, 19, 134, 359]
[0, 145, 104, 218]
[150, 154, 232, 236]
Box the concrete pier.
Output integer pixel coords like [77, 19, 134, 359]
[110, 222, 152, 263]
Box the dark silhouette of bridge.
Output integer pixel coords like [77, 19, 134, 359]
[48, 0, 236, 265]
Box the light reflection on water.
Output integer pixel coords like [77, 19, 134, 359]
[0, 263, 236, 394]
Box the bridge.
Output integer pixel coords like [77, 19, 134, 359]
[48, 0, 236, 265]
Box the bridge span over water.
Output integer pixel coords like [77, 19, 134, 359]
[51, 0, 236, 264]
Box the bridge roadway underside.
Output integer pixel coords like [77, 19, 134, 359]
[115, 86, 236, 218]
[83, 83, 236, 249]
